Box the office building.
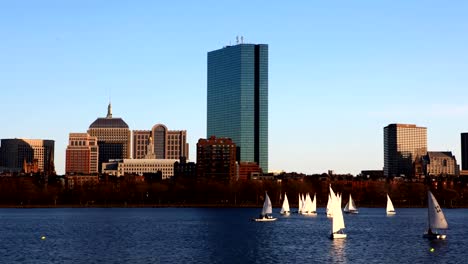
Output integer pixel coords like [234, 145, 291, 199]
[88, 103, 131, 170]
[65, 133, 99, 174]
[383, 124, 427, 178]
[0, 138, 54, 174]
[133, 124, 189, 160]
[197, 136, 237, 181]
[461, 133, 468, 170]
[207, 42, 268, 172]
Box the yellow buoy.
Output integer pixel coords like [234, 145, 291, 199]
[430, 248, 435, 252]
[41, 236, 46, 240]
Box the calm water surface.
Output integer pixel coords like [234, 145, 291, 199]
[0, 208, 466, 263]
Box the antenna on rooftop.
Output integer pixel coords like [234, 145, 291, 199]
[241, 36, 244, 44]
[236, 36, 239, 44]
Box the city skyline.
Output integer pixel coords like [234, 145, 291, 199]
[1, 1, 468, 175]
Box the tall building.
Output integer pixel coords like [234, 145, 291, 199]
[383, 124, 427, 178]
[197, 136, 237, 181]
[133, 124, 189, 160]
[207, 43, 268, 172]
[88, 103, 131, 170]
[0, 138, 54, 174]
[461, 133, 468, 170]
[65, 133, 99, 174]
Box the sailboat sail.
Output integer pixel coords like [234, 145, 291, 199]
[311, 193, 317, 213]
[298, 194, 303, 213]
[280, 193, 290, 214]
[348, 194, 357, 211]
[428, 191, 448, 230]
[261, 192, 273, 216]
[386, 194, 395, 214]
[331, 187, 345, 233]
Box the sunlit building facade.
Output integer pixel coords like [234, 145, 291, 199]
[65, 133, 99, 174]
[88, 104, 131, 170]
[0, 138, 55, 174]
[133, 124, 189, 160]
[384, 124, 427, 178]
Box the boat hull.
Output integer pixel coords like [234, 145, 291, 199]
[253, 218, 277, 222]
[301, 212, 317, 216]
[423, 233, 446, 240]
[344, 210, 359, 214]
[386, 211, 396, 215]
[330, 233, 347, 239]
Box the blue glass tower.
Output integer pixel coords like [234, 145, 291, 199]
[207, 43, 268, 172]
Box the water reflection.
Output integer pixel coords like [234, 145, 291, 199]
[330, 238, 347, 263]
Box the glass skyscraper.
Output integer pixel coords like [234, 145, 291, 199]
[207, 43, 268, 172]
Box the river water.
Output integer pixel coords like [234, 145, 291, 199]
[0, 207, 466, 263]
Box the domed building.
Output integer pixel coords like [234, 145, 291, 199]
[88, 103, 131, 171]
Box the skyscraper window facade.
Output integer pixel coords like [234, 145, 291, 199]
[384, 124, 427, 178]
[207, 43, 268, 172]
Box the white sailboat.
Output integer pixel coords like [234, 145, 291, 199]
[254, 192, 277, 222]
[343, 194, 358, 214]
[386, 194, 396, 215]
[311, 193, 317, 214]
[330, 186, 346, 239]
[302, 193, 317, 215]
[280, 193, 290, 215]
[423, 191, 448, 239]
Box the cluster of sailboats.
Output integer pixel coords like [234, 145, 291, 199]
[254, 187, 449, 240]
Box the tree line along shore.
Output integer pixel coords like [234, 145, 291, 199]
[0, 174, 467, 208]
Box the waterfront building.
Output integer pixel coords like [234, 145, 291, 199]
[88, 103, 131, 170]
[238, 161, 262, 180]
[383, 124, 427, 178]
[461, 133, 468, 170]
[133, 124, 189, 160]
[174, 157, 197, 179]
[207, 42, 268, 172]
[65, 133, 99, 174]
[101, 159, 178, 179]
[0, 138, 54, 174]
[423, 151, 458, 177]
[197, 136, 237, 181]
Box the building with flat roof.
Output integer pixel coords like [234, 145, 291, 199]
[197, 136, 237, 181]
[461, 133, 468, 171]
[384, 124, 427, 178]
[65, 133, 99, 175]
[133, 124, 188, 160]
[102, 159, 178, 179]
[88, 103, 131, 171]
[0, 138, 55, 174]
[207, 43, 268, 172]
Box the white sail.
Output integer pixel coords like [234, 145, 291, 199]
[261, 192, 273, 216]
[348, 194, 357, 211]
[327, 185, 336, 217]
[386, 194, 396, 214]
[427, 191, 448, 230]
[280, 193, 290, 214]
[331, 186, 345, 234]
[298, 194, 303, 213]
[343, 201, 349, 212]
[311, 193, 317, 213]
[303, 193, 313, 213]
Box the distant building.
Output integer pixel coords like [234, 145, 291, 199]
[66, 175, 99, 189]
[207, 43, 269, 172]
[0, 138, 55, 174]
[174, 157, 197, 179]
[461, 133, 468, 171]
[132, 124, 189, 160]
[197, 136, 237, 181]
[238, 161, 262, 180]
[423, 151, 458, 177]
[65, 133, 99, 175]
[383, 124, 427, 178]
[102, 159, 178, 179]
[88, 103, 131, 171]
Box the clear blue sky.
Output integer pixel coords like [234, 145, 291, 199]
[1, 1, 467, 175]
